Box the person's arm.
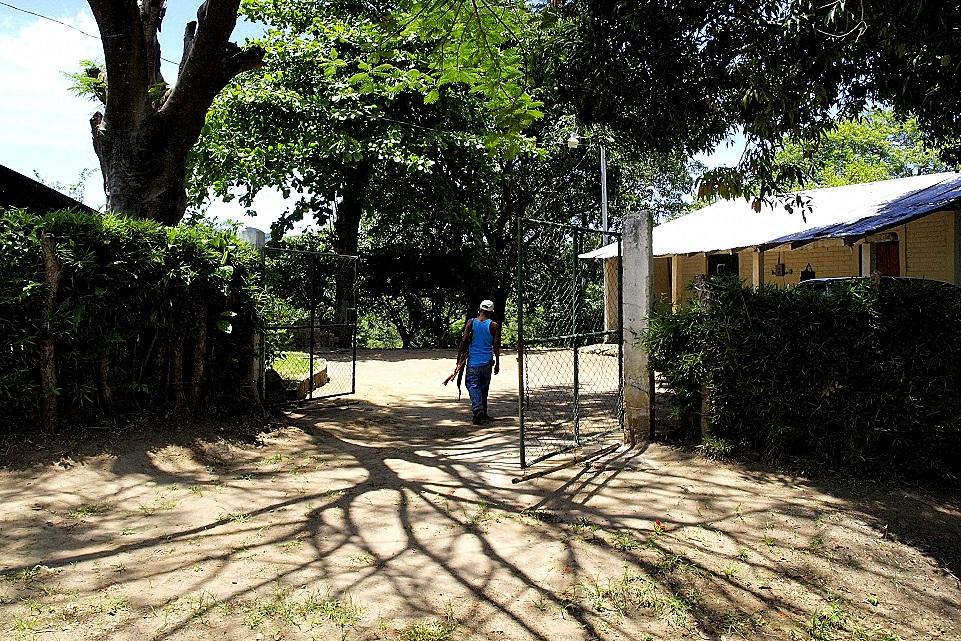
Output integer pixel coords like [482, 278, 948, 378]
[444, 317, 472, 384]
[492, 320, 501, 375]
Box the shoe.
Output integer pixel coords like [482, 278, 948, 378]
[481, 412, 495, 423]
[472, 411, 484, 425]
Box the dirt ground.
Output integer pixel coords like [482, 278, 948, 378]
[2, 350, 960, 641]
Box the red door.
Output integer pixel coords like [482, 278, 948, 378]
[876, 241, 900, 276]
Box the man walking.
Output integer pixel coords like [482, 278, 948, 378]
[446, 299, 501, 424]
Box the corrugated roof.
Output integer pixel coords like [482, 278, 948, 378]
[581, 173, 961, 259]
[761, 173, 961, 249]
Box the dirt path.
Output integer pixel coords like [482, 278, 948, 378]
[2, 351, 960, 641]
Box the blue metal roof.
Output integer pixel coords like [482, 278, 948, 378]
[761, 174, 961, 249]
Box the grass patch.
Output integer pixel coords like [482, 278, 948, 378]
[66, 503, 110, 519]
[349, 552, 376, 566]
[397, 618, 456, 641]
[520, 508, 559, 524]
[807, 601, 847, 641]
[257, 453, 283, 466]
[568, 516, 600, 534]
[610, 531, 641, 552]
[222, 511, 253, 524]
[246, 585, 364, 634]
[721, 609, 764, 635]
[271, 351, 324, 380]
[464, 502, 493, 531]
[138, 498, 177, 516]
[655, 552, 685, 576]
[565, 568, 699, 625]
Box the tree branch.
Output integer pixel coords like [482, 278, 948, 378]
[140, 0, 167, 87]
[162, 0, 264, 133]
[87, 0, 150, 129]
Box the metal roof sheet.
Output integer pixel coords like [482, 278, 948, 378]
[581, 173, 961, 259]
[761, 173, 961, 249]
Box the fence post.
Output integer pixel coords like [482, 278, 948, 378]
[621, 212, 653, 447]
[39, 234, 61, 431]
[692, 274, 712, 439]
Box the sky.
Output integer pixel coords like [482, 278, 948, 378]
[0, 1, 744, 232]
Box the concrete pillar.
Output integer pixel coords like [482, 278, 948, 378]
[622, 212, 653, 447]
[604, 257, 620, 338]
[752, 249, 765, 287]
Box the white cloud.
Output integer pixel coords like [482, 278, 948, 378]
[0, 11, 277, 226]
[0, 10, 105, 205]
[203, 187, 319, 235]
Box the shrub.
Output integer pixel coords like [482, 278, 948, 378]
[0, 209, 266, 431]
[643, 276, 961, 478]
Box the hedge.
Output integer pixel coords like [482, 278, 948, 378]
[643, 276, 961, 478]
[0, 209, 266, 431]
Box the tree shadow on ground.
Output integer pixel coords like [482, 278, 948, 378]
[1, 371, 959, 641]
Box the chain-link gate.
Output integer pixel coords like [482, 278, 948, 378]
[516, 218, 623, 467]
[262, 248, 358, 404]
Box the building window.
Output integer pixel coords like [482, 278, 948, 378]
[707, 253, 739, 278]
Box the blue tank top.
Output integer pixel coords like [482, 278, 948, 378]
[468, 318, 494, 367]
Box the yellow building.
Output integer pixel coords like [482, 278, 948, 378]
[645, 173, 961, 306]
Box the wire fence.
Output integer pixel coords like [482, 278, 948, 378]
[262, 248, 358, 404]
[517, 218, 623, 467]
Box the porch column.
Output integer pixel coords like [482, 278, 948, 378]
[752, 249, 765, 287]
[604, 257, 620, 338]
[670, 256, 684, 309]
[622, 212, 653, 447]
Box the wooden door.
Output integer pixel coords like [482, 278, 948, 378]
[875, 241, 900, 276]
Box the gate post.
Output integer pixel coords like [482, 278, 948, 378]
[621, 212, 654, 447]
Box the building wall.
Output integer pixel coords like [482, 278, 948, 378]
[763, 241, 861, 287]
[903, 211, 956, 283]
[671, 253, 707, 304]
[650, 210, 960, 307]
[653, 257, 670, 305]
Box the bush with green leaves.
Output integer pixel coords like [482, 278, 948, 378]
[643, 276, 961, 478]
[0, 209, 266, 430]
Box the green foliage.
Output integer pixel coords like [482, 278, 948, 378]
[551, 1, 961, 206]
[643, 277, 961, 478]
[192, 0, 539, 236]
[64, 59, 106, 104]
[0, 209, 265, 429]
[776, 109, 951, 188]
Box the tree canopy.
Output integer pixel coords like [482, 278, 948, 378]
[776, 109, 951, 189]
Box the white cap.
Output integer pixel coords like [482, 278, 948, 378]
[479, 299, 495, 312]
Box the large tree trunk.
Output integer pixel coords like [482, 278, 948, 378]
[331, 162, 372, 345]
[93, 115, 192, 224]
[87, 0, 263, 223]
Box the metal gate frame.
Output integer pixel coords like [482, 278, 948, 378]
[262, 247, 358, 403]
[516, 218, 624, 468]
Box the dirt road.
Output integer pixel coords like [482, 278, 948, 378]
[2, 351, 959, 640]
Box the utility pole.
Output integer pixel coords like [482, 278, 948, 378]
[600, 143, 608, 243]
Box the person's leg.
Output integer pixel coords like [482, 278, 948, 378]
[478, 362, 492, 419]
[465, 366, 484, 423]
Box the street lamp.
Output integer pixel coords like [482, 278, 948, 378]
[566, 132, 608, 242]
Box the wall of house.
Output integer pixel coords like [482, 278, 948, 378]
[653, 257, 670, 306]
[762, 241, 861, 287]
[650, 210, 961, 308]
[903, 210, 956, 283]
